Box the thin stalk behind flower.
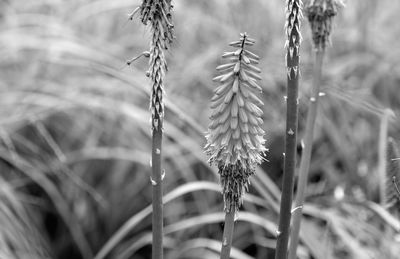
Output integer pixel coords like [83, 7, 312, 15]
[205, 33, 266, 259]
[220, 209, 236, 259]
[275, 1, 302, 258]
[137, 1, 174, 259]
[288, 49, 324, 259]
[288, 1, 343, 258]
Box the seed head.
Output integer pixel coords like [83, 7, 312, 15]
[138, 0, 175, 130]
[139, 0, 174, 47]
[305, 0, 344, 50]
[205, 33, 267, 212]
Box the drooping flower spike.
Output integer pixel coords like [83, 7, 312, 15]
[205, 33, 266, 213]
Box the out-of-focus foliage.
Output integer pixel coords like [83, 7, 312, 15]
[0, 0, 399, 258]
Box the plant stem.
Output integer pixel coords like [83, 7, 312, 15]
[275, 1, 302, 258]
[220, 207, 236, 259]
[275, 70, 299, 259]
[288, 49, 324, 259]
[152, 127, 163, 259]
[378, 109, 391, 205]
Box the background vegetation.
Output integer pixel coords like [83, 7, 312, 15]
[1, 0, 400, 258]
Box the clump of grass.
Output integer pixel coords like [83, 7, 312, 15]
[274, 0, 303, 258]
[135, 1, 174, 259]
[205, 32, 266, 259]
[288, 1, 343, 258]
[0, 177, 50, 259]
[3, 1, 400, 258]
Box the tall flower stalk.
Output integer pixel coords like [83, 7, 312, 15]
[275, 0, 302, 258]
[205, 33, 266, 259]
[288, 1, 343, 259]
[136, 1, 174, 259]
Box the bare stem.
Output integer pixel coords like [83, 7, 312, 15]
[378, 109, 391, 205]
[275, 68, 299, 259]
[152, 127, 163, 259]
[288, 49, 324, 259]
[220, 208, 236, 259]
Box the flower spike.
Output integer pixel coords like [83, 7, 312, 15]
[139, 0, 175, 130]
[205, 33, 266, 213]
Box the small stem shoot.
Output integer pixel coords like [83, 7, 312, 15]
[152, 128, 163, 259]
[220, 208, 236, 259]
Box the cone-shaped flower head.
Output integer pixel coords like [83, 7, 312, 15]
[205, 33, 266, 213]
[305, 0, 344, 50]
[139, 0, 174, 130]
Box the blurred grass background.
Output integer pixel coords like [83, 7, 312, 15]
[1, 0, 400, 258]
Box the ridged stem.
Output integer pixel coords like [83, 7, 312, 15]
[275, 1, 302, 258]
[288, 49, 324, 259]
[378, 109, 391, 205]
[275, 71, 299, 259]
[152, 127, 163, 259]
[220, 207, 236, 259]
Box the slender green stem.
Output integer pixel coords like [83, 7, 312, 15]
[275, 69, 299, 259]
[288, 49, 324, 259]
[152, 127, 163, 259]
[220, 207, 236, 259]
[378, 109, 391, 205]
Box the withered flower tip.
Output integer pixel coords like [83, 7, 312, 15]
[138, 0, 175, 130]
[306, 0, 344, 50]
